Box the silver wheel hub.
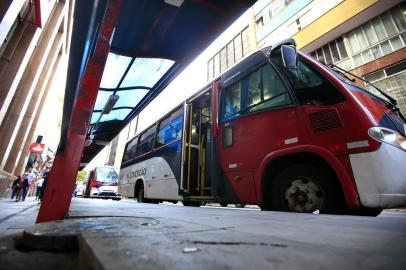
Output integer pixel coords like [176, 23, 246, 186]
[284, 178, 324, 213]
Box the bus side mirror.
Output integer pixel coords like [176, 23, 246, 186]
[281, 45, 298, 69]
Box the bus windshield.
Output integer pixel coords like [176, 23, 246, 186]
[270, 50, 345, 106]
[96, 167, 118, 184]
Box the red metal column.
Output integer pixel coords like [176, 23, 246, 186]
[36, 0, 124, 223]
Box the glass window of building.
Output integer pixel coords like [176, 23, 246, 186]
[310, 4, 406, 70]
[207, 27, 251, 81]
[214, 53, 220, 77]
[220, 47, 227, 72]
[391, 6, 406, 31]
[227, 41, 235, 67]
[208, 58, 214, 81]
[364, 22, 379, 45]
[381, 12, 397, 36]
[234, 34, 243, 62]
[256, 16, 264, 29]
[241, 27, 250, 56]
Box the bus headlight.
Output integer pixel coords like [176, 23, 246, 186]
[368, 127, 406, 151]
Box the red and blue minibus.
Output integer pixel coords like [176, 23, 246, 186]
[84, 166, 121, 200]
[119, 39, 406, 215]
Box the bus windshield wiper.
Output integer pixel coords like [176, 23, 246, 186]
[328, 63, 397, 107]
[328, 63, 405, 121]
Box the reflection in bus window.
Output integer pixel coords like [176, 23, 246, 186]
[156, 108, 183, 147]
[136, 126, 156, 155]
[223, 82, 241, 119]
[247, 69, 261, 106]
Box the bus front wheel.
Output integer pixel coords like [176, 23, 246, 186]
[270, 164, 342, 214]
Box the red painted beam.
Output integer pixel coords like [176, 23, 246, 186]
[36, 0, 124, 223]
[34, 0, 42, 28]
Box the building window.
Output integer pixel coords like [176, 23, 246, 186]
[256, 17, 264, 29]
[220, 47, 227, 72]
[207, 58, 214, 81]
[241, 27, 250, 57]
[214, 53, 220, 77]
[227, 41, 235, 67]
[311, 37, 349, 67]
[364, 61, 406, 115]
[207, 26, 251, 81]
[234, 34, 243, 62]
[310, 4, 406, 70]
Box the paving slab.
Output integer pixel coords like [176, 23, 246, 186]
[1, 198, 406, 270]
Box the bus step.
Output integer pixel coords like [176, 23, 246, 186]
[184, 196, 215, 202]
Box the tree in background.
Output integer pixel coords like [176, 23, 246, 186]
[76, 170, 87, 182]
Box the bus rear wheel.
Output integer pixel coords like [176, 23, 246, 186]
[270, 164, 341, 214]
[349, 207, 383, 216]
[182, 201, 202, 207]
[137, 185, 145, 203]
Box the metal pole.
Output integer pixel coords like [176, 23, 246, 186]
[36, 0, 124, 223]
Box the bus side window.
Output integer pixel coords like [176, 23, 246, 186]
[123, 138, 138, 162]
[222, 82, 242, 120]
[155, 108, 183, 148]
[170, 109, 183, 140]
[244, 64, 292, 112]
[156, 116, 171, 147]
[136, 126, 156, 156]
[246, 69, 261, 107]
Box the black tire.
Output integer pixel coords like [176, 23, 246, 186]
[220, 202, 228, 207]
[269, 164, 344, 214]
[350, 207, 383, 217]
[235, 204, 246, 208]
[137, 185, 146, 203]
[182, 201, 202, 207]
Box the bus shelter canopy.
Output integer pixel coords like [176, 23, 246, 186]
[62, 0, 256, 167]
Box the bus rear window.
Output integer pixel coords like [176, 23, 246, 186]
[271, 53, 345, 106]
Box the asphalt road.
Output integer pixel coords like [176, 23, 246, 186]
[1, 197, 406, 270]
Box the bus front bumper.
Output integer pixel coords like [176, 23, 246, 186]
[349, 142, 406, 209]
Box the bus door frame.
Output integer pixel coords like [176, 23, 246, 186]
[180, 102, 203, 193]
[180, 89, 213, 196]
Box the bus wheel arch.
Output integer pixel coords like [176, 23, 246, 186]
[261, 152, 346, 214]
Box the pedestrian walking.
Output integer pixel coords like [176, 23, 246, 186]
[14, 177, 23, 202]
[35, 178, 44, 200]
[21, 174, 29, 201]
[27, 169, 37, 197]
[11, 175, 22, 200]
[38, 170, 49, 202]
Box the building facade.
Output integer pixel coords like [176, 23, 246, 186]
[0, 0, 74, 182]
[207, 0, 406, 114]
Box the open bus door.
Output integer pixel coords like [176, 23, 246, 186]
[180, 90, 213, 201]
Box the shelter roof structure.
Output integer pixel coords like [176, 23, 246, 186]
[63, 0, 256, 166]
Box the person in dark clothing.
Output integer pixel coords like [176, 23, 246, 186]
[39, 171, 49, 202]
[11, 175, 22, 200]
[21, 174, 29, 201]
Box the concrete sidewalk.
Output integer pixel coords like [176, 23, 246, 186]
[1, 198, 406, 270]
